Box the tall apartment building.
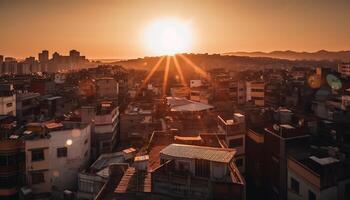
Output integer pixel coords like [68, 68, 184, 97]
[246, 122, 310, 200]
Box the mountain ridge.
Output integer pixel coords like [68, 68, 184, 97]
[223, 50, 350, 61]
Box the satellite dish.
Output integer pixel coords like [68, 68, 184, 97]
[326, 74, 342, 90]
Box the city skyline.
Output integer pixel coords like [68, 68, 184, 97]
[1, 0, 350, 59]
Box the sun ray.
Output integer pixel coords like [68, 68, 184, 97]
[136, 56, 165, 98]
[141, 56, 165, 88]
[162, 56, 171, 96]
[172, 55, 187, 86]
[178, 54, 210, 81]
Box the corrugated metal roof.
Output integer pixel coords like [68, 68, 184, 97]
[160, 144, 235, 163]
[115, 167, 151, 193]
[166, 97, 214, 112]
[91, 152, 124, 171]
[170, 102, 214, 112]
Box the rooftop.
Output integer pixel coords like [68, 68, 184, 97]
[91, 151, 125, 172]
[160, 144, 235, 163]
[114, 167, 151, 194]
[166, 97, 214, 112]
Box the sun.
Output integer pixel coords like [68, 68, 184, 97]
[144, 19, 192, 55]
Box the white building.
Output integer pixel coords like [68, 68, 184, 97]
[81, 102, 119, 158]
[153, 144, 245, 200]
[24, 121, 91, 196]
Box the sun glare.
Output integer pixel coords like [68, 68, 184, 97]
[144, 19, 192, 55]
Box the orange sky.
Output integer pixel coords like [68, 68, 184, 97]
[0, 0, 350, 59]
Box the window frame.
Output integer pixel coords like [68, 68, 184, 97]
[57, 147, 68, 158]
[31, 149, 45, 162]
[291, 177, 300, 194]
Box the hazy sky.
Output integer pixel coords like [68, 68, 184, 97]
[1, 0, 350, 59]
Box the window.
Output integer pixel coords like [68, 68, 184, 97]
[291, 178, 299, 194]
[31, 172, 45, 184]
[6, 102, 13, 107]
[57, 147, 67, 158]
[229, 138, 243, 148]
[84, 138, 88, 144]
[31, 149, 44, 161]
[308, 190, 316, 200]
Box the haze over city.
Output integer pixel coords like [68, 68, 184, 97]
[1, 0, 350, 59]
[1, 1, 350, 200]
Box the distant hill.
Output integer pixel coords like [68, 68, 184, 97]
[224, 50, 350, 61]
[111, 53, 339, 73]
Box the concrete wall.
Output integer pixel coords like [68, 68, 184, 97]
[95, 79, 119, 99]
[160, 154, 229, 180]
[49, 124, 91, 191]
[0, 95, 16, 116]
[287, 164, 338, 200]
[25, 138, 51, 194]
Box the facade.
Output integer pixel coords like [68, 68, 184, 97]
[245, 122, 310, 200]
[77, 151, 127, 200]
[30, 79, 55, 95]
[81, 102, 119, 158]
[287, 152, 350, 200]
[153, 144, 245, 200]
[170, 86, 190, 98]
[120, 102, 154, 142]
[247, 81, 265, 107]
[265, 81, 286, 108]
[0, 84, 16, 116]
[16, 92, 40, 120]
[190, 86, 210, 104]
[338, 63, 350, 77]
[0, 116, 25, 200]
[24, 121, 91, 197]
[38, 50, 49, 63]
[95, 78, 119, 100]
[217, 113, 246, 173]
